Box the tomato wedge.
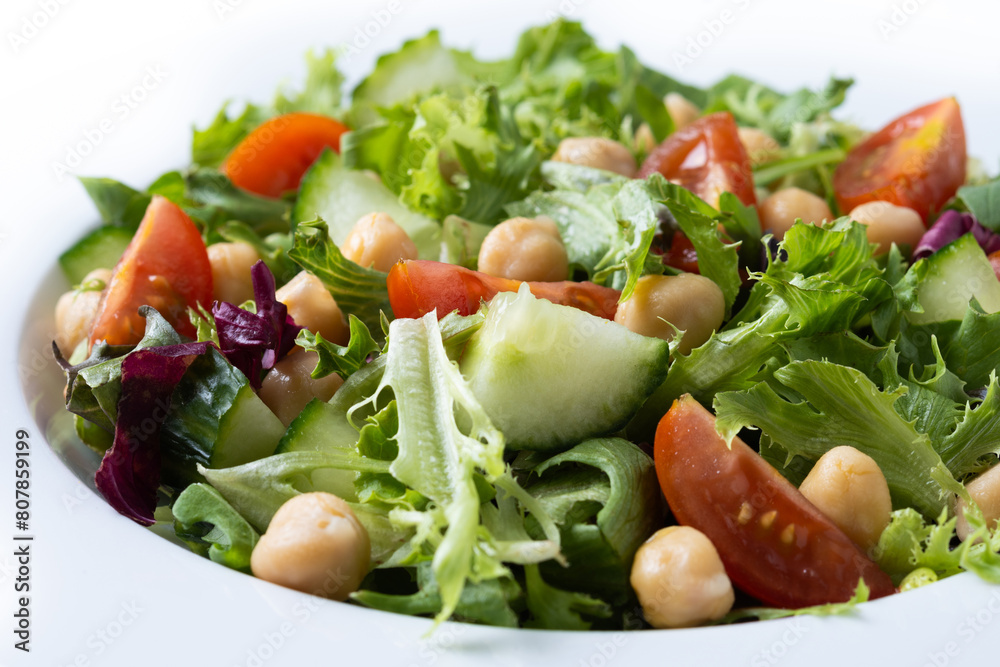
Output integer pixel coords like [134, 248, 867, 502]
[654, 395, 895, 608]
[638, 112, 757, 209]
[387, 260, 620, 321]
[89, 196, 213, 347]
[834, 98, 966, 222]
[222, 112, 349, 198]
[661, 231, 700, 274]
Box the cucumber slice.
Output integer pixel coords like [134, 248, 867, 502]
[274, 398, 359, 500]
[161, 347, 285, 483]
[350, 31, 473, 127]
[58, 226, 132, 284]
[293, 150, 440, 259]
[908, 233, 1000, 324]
[460, 287, 671, 452]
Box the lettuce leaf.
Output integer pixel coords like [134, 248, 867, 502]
[714, 359, 957, 518]
[353, 312, 560, 624]
[172, 483, 259, 572]
[630, 218, 891, 437]
[874, 506, 1000, 586]
[295, 315, 381, 381]
[524, 438, 661, 604]
[287, 218, 392, 334]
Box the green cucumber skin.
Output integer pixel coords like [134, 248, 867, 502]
[460, 290, 671, 452]
[910, 233, 1000, 324]
[160, 348, 284, 484]
[292, 150, 440, 259]
[274, 398, 360, 500]
[58, 226, 133, 284]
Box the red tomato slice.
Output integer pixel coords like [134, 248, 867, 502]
[638, 112, 757, 209]
[222, 112, 349, 198]
[89, 196, 213, 347]
[387, 260, 620, 321]
[654, 395, 895, 608]
[662, 231, 700, 274]
[834, 98, 966, 222]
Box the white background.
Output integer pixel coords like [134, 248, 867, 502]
[2, 1, 1000, 666]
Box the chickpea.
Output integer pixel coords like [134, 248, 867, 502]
[633, 123, 657, 154]
[55, 268, 111, 354]
[848, 201, 925, 256]
[798, 446, 891, 552]
[630, 526, 734, 629]
[664, 92, 700, 130]
[251, 492, 370, 600]
[955, 463, 1000, 541]
[340, 212, 418, 273]
[737, 127, 781, 165]
[258, 351, 345, 426]
[759, 187, 834, 239]
[207, 241, 261, 304]
[275, 271, 349, 345]
[614, 274, 724, 355]
[477, 217, 569, 282]
[551, 137, 637, 177]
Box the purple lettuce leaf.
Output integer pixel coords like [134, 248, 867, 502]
[212, 261, 302, 389]
[914, 211, 1000, 261]
[95, 342, 211, 526]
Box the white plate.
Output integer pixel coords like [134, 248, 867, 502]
[5, 1, 1000, 665]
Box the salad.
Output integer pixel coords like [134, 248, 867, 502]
[52, 19, 1000, 631]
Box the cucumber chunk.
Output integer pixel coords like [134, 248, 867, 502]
[908, 233, 1000, 324]
[58, 226, 132, 284]
[293, 150, 440, 259]
[274, 398, 359, 500]
[459, 287, 671, 452]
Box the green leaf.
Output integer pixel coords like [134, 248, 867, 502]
[661, 196, 741, 315]
[524, 564, 612, 630]
[353, 313, 560, 625]
[200, 451, 391, 532]
[937, 375, 1000, 478]
[172, 483, 259, 573]
[272, 49, 344, 117]
[714, 359, 957, 518]
[192, 103, 269, 168]
[958, 181, 1000, 231]
[526, 438, 661, 603]
[716, 580, 869, 624]
[287, 217, 392, 334]
[78, 177, 151, 230]
[296, 315, 381, 380]
[352, 563, 521, 627]
[634, 83, 674, 142]
[939, 305, 1000, 389]
[873, 505, 1000, 586]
